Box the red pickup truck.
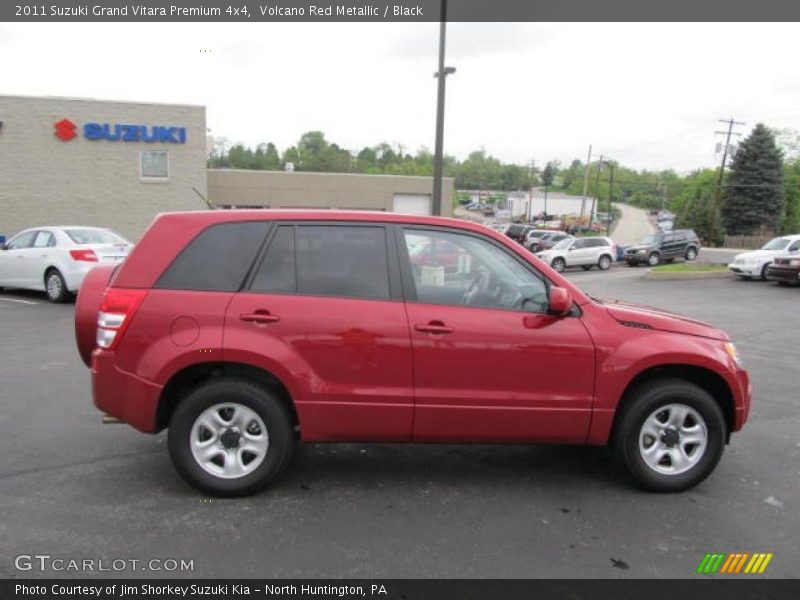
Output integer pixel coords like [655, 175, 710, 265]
[75, 211, 750, 496]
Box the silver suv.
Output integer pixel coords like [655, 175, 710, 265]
[535, 236, 617, 272]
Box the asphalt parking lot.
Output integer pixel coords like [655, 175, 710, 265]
[0, 268, 797, 579]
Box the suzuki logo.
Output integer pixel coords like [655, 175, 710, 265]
[54, 118, 77, 141]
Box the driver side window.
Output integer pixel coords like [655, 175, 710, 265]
[8, 231, 37, 250]
[403, 228, 548, 313]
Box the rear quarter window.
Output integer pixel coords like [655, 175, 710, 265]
[155, 221, 269, 291]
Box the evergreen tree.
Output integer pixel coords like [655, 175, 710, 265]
[722, 123, 785, 234]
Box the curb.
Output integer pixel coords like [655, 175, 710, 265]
[644, 268, 733, 280]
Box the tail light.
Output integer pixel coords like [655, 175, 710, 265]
[96, 288, 147, 350]
[70, 249, 98, 262]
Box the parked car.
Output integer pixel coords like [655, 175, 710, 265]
[625, 230, 700, 267]
[523, 229, 551, 250]
[535, 236, 617, 273]
[530, 231, 573, 253]
[0, 226, 132, 302]
[505, 223, 534, 244]
[765, 253, 800, 285]
[75, 210, 750, 496]
[728, 235, 800, 280]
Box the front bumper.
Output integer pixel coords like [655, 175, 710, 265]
[728, 263, 761, 277]
[766, 265, 800, 283]
[92, 350, 163, 433]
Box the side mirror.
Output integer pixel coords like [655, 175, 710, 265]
[568, 245, 576, 251]
[548, 286, 572, 316]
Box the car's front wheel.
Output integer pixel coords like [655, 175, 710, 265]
[647, 252, 660, 267]
[168, 378, 294, 496]
[760, 263, 770, 281]
[685, 247, 698, 261]
[614, 379, 726, 492]
[45, 269, 69, 303]
[551, 257, 566, 273]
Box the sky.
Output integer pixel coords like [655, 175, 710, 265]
[3, 22, 800, 172]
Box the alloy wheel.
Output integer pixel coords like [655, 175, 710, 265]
[190, 403, 269, 479]
[638, 403, 708, 475]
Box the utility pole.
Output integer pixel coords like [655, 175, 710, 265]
[607, 162, 614, 237]
[708, 117, 745, 244]
[527, 159, 535, 222]
[588, 155, 604, 229]
[580, 145, 592, 221]
[432, 0, 455, 216]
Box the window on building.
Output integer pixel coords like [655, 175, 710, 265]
[140, 151, 169, 179]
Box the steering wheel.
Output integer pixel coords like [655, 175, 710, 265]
[460, 269, 490, 305]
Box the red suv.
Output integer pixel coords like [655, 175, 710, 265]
[75, 211, 751, 496]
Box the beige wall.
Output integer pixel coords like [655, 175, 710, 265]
[0, 95, 207, 240]
[207, 169, 454, 217]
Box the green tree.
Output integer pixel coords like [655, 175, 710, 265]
[722, 123, 785, 235]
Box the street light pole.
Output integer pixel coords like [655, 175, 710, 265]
[607, 162, 614, 237]
[432, 0, 454, 216]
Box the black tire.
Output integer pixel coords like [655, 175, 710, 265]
[551, 257, 566, 273]
[168, 378, 294, 497]
[44, 269, 69, 303]
[598, 255, 613, 271]
[685, 247, 698, 261]
[581, 265, 593, 271]
[613, 378, 726, 492]
[647, 252, 660, 267]
[760, 263, 770, 281]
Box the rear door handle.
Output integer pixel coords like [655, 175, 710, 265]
[240, 311, 280, 324]
[414, 322, 454, 335]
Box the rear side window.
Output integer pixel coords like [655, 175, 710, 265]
[156, 222, 269, 291]
[251, 227, 296, 293]
[250, 225, 391, 300]
[296, 226, 390, 299]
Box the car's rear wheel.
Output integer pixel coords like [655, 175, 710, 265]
[45, 269, 69, 303]
[614, 379, 726, 492]
[598, 255, 612, 270]
[685, 247, 698, 261]
[168, 378, 294, 497]
[647, 252, 660, 267]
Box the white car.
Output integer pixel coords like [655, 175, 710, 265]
[728, 234, 800, 280]
[0, 226, 132, 302]
[535, 236, 617, 273]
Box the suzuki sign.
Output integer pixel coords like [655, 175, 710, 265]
[54, 118, 187, 143]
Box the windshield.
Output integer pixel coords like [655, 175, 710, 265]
[552, 238, 574, 250]
[761, 237, 790, 251]
[65, 228, 128, 245]
[638, 234, 664, 245]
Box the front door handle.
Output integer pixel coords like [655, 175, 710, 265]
[240, 311, 280, 324]
[414, 321, 454, 335]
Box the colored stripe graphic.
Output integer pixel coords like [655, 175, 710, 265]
[698, 552, 773, 574]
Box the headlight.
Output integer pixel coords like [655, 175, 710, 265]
[637, 249, 647, 254]
[724, 342, 743, 367]
[790, 258, 800, 267]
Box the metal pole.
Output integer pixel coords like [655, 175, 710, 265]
[579, 145, 592, 220]
[432, 0, 448, 216]
[607, 163, 614, 237]
[588, 155, 603, 229]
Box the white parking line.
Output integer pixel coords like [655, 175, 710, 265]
[0, 297, 40, 305]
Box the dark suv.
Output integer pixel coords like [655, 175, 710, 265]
[505, 223, 533, 244]
[626, 230, 700, 267]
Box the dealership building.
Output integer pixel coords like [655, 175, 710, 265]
[0, 95, 453, 241]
